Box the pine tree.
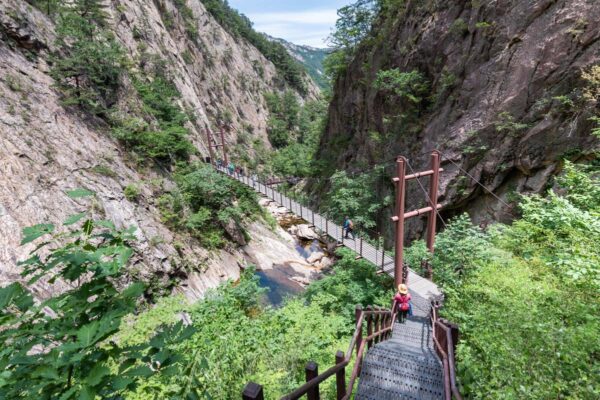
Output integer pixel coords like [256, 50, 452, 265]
[50, 0, 125, 116]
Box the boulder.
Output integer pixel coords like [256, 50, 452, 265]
[221, 219, 247, 246]
[306, 251, 325, 264]
[287, 225, 298, 235]
[319, 256, 334, 269]
[296, 224, 318, 240]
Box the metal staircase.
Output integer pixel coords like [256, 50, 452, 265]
[356, 292, 444, 400]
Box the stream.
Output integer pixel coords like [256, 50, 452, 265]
[256, 238, 327, 307]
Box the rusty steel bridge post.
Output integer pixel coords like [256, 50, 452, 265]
[219, 123, 228, 167]
[205, 128, 216, 166]
[426, 150, 441, 253]
[392, 157, 407, 287]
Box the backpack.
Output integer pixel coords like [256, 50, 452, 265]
[348, 220, 354, 229]
[400, 302, 410, 311]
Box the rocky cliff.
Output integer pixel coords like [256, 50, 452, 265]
[319, 0, 600, 237]
[0, 0, 317, 298]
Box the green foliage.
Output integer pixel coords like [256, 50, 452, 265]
[328, 0, 378, 50]
[374, 69, 429, 104]
[5, 74, 22, 92]
[172, 0, 198, 42]
[325, 0, 379, 82]
[403, 162, 600, 398]
[50, 0, 127, 116]
[91, 164, 117, 177]
[200, 0, 307, 94]
[157, 163, 264, 249]
[323, 166, 391, 230]
[265, 91, 301, 148]
[305, 248, 394, 321]
[26, 0, 61, 17]
[259, 94, 327, 177]
[119, 249, 395, 399]
[0, 215, 193, 399]
[124, 184, 140, 202]
[494, 111, 530, 137]
[450, 18, 469, 36]
[111, 74, 194, 165]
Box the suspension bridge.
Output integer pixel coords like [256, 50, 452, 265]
[207, 128, 468, 399]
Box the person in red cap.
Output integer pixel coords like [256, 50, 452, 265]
[393, 284, 412, 323]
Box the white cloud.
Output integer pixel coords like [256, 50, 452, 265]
[244, 9, 338, 47]
[246, 9, 338, 25]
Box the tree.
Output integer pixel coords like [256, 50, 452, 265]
[324, 0, 379, 81]
[50, 0, 126, 116]
[0, 190, 194, 399]
[328, 0, 378, 50]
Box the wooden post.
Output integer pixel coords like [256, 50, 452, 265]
[305, 361, 320, 400]
[426, 150, 441, 254]
[381, 242, 385, 271]
[355, 305, 362, 359]
[393, 157, 407, 287]
[326, 219, 329, 236]
[359, 237, 363, 257]
[374, 307, 381, 344]
[335, 351, 346, 400]
[206, 129, 216, 166]
[366, 306, 373, 349]
[242, 382, 264, 400]
[219, 124, 228, 166]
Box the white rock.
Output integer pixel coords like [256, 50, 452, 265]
[296, 224, 318, 240]
[319, 256, 334, 269]
[306, 251, 325, 264]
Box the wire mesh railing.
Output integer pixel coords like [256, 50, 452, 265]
[216, 166, 392, 271]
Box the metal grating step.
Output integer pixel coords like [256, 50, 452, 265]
[361, 357, 444, 385]
[367, 346, 441, 369]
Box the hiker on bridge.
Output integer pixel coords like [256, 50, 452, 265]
[217, 158, 223, 168]
[343, 216, 355, 239]
[228, 162, 235, 175]
[394, 284, 412, 323]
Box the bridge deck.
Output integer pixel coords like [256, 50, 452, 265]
[218, 168, 442, 301]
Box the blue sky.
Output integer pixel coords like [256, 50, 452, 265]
[228, 0, 352, 48]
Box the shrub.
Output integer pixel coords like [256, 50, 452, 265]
[124, 184, 140, 201]
[0, 203, 192, 399]
[111, 74, 194, 165]
[405, 163, 600, 398]
[374, 69, 429, 104]
[50, 1, 127, 116]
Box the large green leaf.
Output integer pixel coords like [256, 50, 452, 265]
[123, 365, 154, 377]
[64, 212, 87, 226]
[76, 321, 100, 347]
[0, 283, 24, 309]
[21, 224, 55, 245]
[121, 283, 145, 299]
[85, 363, 110, 386]
[66, 188, 95, 198]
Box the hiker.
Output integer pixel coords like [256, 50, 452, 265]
[228, 162, 235, 175]
[217, 158, 223, 168]
[394, 284, 412, 323]
[343, 216, 355, 239]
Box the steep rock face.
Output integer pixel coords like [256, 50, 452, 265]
[319, 0, 600, 237]
[0, 0, 316, 298]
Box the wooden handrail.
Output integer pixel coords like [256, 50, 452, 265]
[279, 302, 397, 400]
[431, 303, 462, 400]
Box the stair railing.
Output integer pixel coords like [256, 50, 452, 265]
[242, 302, 398, 400]
[431, 301, 462, 400]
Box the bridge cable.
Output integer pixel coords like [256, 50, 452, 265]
[405, 160, 448, 230]
[437, 151, 513, 209]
